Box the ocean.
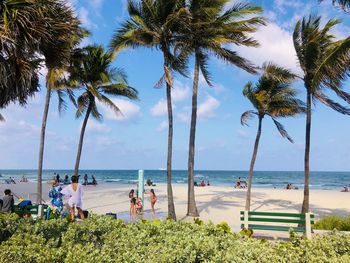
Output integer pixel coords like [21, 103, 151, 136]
[0, 170, 349, 190]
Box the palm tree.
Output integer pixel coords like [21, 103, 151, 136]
[241, 63, 306, 211]
[293, 16, 350, 213]
[109, 0, 188, 220]
[68, 45, 138, 177]
[183, 0, 265, 217]
[36, 0, 82, 204]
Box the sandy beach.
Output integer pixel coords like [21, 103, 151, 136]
[1, 182, 349, 231]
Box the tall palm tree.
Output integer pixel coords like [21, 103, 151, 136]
[182, 0, 265, 216]
[36, 0, 82, 204]
[241, 63, 306, 211]
[293, 16, 350, 213]
[109, 0, 188, 220]
[68, 45, 138, 177]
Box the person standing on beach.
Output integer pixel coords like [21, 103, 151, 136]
[83, 174, 88, 186]
[145, 189, 157, 215]
[60, 175, 84, 220]
[129, 189, 135, 217]
[2, 189, 14, 213]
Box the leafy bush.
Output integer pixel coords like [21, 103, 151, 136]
[1, 214, 350, 262]
[314, 215, 350, 231]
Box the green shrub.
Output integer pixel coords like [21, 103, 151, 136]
[314, 215, 350, 231]
[1, 214, 350, 262]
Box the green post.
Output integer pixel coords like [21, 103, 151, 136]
[138, 170, 144, 210]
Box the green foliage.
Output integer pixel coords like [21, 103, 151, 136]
[1, 215, 350, 262]
[314, 215, 350, 231]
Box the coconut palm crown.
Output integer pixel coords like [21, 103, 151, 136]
[241, 62, 306, 211]
[68, 45, 138, 177]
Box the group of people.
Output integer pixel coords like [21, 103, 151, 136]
[235, 177, 247, 189]
[83, 174, 97, 186]
[286, 183, 298, 190]
[49, 175, 85, 221]
[194, 180, 210, 187]
[4, 177, 16, 184]
[128, 188, 157, 218]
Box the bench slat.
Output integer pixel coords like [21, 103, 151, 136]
[240, 211, 314, 218]
[241, 224, 306, 232]
[240, 217, 307, 224]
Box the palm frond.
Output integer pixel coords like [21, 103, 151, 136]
[56, 89, 67, 115]
[272, 118, 294, 143]
[314, 91, 350, 115]
[240, 110, 257, 126]
[0, 113, 5, 121]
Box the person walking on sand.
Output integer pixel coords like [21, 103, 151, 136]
[2, 189, 14, 213]
[145, 189, 157, 215]
[60, 175, 84, 220]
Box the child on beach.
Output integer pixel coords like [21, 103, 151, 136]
[2, 189, 14, 213]
[60, 175, 84, 221]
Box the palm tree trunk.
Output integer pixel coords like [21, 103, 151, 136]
[74, 103, 92, 177]
[37, 87, 51, 204]
[245, 116, 263, 211]
[302, 91, 311, 213]
[163, 51, 176, 220]
[187, 56, 199, 217]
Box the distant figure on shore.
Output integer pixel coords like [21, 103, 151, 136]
[145, 189, 157, 215]
[146, 179, 156, 186]
[200, 181, 206, 187]
[63, 175, 69, 185]
[2, 189, 14, 213]
[194, 181, 198, 187]
[60, 175, 84, 221]
[56, 173, 60, 183]
[83, 174, 88, 186]
[5, 177, 16, 184]
[235, 177, 241, 188]
[341, 186, 349, 192]
[92, 175, 97, 186]
[20, 175, 28, 183]
[129, 189, 135, 216]
[207, 181, 210, 186]
[286, 183, 298, 190]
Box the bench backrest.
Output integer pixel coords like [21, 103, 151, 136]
[240, 211, 315, 236]
[13, 204, 48, 218]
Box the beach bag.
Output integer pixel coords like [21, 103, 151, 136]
[18, 200, 32, 206]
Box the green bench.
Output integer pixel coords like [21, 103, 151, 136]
[13, 204, 48, 219]
[240, 211, 315, 239]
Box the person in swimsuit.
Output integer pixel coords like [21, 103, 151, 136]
[129, 189, 135, 216]
[145, 189, 157, 215]
[61, 175, 84, 220]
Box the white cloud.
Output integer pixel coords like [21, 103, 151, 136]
[157, 121, 168, 132]
[86, 120, 111, 133]
[172, 81, 190, 102]
[78, 7, 96, 29]
[236, 22, 301, 74]
[150, 99, 168, 117]
[100, 99, 141, 122]
[197, 96, 220, 119]
[91, 0, 103, 10]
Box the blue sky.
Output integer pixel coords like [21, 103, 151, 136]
[1, 0, 350, 171]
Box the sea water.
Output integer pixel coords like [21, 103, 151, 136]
[0, 169, 349, 190]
